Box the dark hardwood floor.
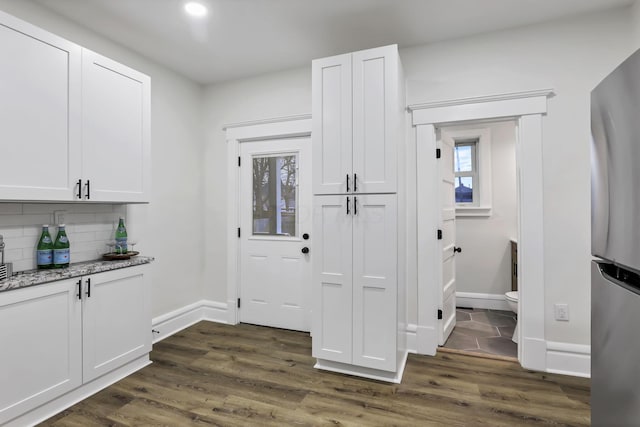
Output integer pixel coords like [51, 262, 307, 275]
[41, 321, 590, 426]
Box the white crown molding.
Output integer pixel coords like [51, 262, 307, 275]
[222, 113, 311, 131]
[407, 89, 555, 112]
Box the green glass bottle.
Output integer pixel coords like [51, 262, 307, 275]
[115, 217, 127, 254]
[36, 224, 53, 269]
[53, 224, 70, 268]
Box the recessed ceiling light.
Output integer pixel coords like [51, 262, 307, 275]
[184, 2, 208, 18]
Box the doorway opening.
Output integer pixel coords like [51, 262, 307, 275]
[437, 119, 519, 360]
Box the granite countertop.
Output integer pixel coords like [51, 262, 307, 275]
[0, 256, 154, 293]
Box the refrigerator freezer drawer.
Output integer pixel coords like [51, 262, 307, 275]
[591, 261, 640, 426]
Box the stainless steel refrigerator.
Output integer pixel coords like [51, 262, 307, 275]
[591, 47, 640, 426]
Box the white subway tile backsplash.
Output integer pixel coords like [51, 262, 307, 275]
[0, 203, 124, 273]
[0, 204, 23, 215]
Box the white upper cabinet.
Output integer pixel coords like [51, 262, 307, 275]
[81, 50, 151, 202]
[0, 11, 82, 201]
[0, 11, 151, 203]
[313, 45, 402, 195]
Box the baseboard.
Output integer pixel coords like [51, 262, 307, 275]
[6, 356, 150, 427]
[546, 341, 591, 378]
[406, 323, 417, 354]
[456, 292, 510, 311]
[152, 299, 228, 344]
[315, 351, 408, 384]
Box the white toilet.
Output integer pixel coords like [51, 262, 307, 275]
[505, 291, 519, 343]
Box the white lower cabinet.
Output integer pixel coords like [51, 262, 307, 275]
[0, 265, 151, 426]
[313, 194, 403, 380]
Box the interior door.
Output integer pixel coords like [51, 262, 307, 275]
[439, 133, 457, 345]
[240, 137, 312, 332]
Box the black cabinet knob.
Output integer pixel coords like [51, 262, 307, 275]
[303, 233, 309, 240]
[454, 246, 462, 253]
[301, 247, 309, 254]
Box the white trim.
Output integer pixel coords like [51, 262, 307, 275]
[152, 300, 228, 343]
[411, 90, 551, 126]
[226, 116, 313, 329]
[5, 356, 150, 427]
[412, 89, 552, 374]
[456, 292, 511, 311]
[455, 207, 492, 217]
[407, 89, 554, 112]
[315, 352, 408, 384]
[546, 341, 591, 378]
[406, 323, 418, 354]
[223, 113, 311, 131]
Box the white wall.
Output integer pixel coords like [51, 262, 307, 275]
[444, 121, 517, 297]
[402, 7, 634, 345]
[202, 6, 635, 348]
[202, 68, 311, 303]
[0, 0, 205, 317]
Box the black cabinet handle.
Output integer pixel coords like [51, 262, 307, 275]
[85, 180, 91, 200]
[76, 279, 82, 300]
[354, 173, 357, 192]
[346, 174, 350, 192]
[454, 246, 462, 254]
[302, 233, 309, 240]
[354, 197, 358, 215]
[76, 179, 82, 199]
[301, 247, 309, 254]
[85, 278, 91, 298]
[346, 196, 350, 215]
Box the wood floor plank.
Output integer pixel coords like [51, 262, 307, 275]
[38, 321, 590, 426]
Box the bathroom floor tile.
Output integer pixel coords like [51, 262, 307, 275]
[442, 308, 518, 359]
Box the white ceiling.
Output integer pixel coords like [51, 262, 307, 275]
[34, 0, 633, 85]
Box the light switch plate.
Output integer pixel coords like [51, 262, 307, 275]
[54, 210, 67, 226]
[554, 303, 569, 321]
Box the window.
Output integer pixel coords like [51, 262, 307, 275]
[454, 139, 478, 205]
[252, 154, 297, 236]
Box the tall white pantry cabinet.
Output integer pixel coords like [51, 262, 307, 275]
[312, 45, 407, 383]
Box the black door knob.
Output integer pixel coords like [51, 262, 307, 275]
[453, 246, 462, 253]
[301, 247, 309, 254]
[303, 233, 309, 240]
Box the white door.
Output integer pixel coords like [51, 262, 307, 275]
[82, 49, 151, 202]
[439, 134, 457, 345]
[352, 194, 397, 371]
[312, 195, 353, 363]
[312, 53, 352, 195]
[0, 279, 82, 425]
[82, 266, 151, 382]
[352, 45, 398, 194]
[0, 11, 82, 201]
[239, 138, 312, 331]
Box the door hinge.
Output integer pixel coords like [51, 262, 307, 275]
[237, 298, 241, 308]
[237, 227, 241, 238]
[238, 156, 241, 167]
[436, 148, 441, 159]
[438, 309, 443, 320]
[437, 229, 442, 240]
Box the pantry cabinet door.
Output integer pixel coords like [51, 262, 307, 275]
[312, 53, 352, 195]
[352, 194, 397, 371]
[0, 11, 81, 201]
[82, 266, 151, 382]
[0, 280, 82, 425]
[82, 49, 151, 203]
[312, 195, 353, 363]
[352, 45, 398, 194]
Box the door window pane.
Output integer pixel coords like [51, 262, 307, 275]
[252, 154, 297, 236]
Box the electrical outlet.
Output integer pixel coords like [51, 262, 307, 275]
[554, 303, 569, 321]
[53, 210, 67, 226]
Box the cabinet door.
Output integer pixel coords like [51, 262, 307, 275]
[0, 11, 81, 201]
[0, 280, 82, 425]
[312, 195, 353, 363]
[82, 49, 151, 202]
[352, 194, 397, 371]
[352, 45, 398, 194]
[312, 53, 352, 195]
[82, 266, 151, 382]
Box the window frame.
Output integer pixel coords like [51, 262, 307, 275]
[454, 139, 479, 206]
